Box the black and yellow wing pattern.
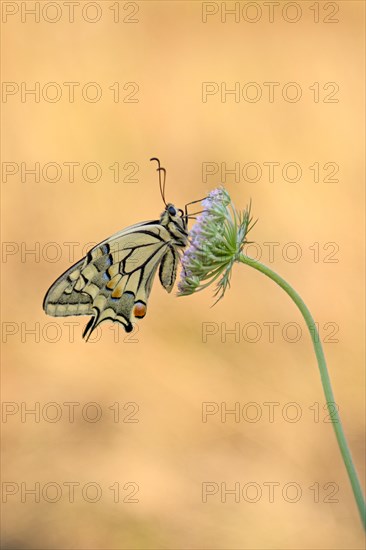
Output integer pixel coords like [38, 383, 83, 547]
[43, 205, 188, 340]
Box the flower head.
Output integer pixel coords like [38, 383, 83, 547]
[178, 187, 256, 303]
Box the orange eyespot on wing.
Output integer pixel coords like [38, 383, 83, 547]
[133, 301, 147, 318]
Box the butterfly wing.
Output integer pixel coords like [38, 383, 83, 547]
[43, 222, 181, 340]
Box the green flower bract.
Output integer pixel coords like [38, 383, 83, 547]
[178, 187, 255, 303]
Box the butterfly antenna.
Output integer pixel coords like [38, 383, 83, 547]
[160, 167, 167, 204]
[150, 157, 167, 206]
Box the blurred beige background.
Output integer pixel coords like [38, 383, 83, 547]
[1, 1, 365, 548]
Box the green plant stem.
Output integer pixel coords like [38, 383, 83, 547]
[239, 253, 365, 529]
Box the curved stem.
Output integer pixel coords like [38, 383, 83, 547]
[239, 253, 365, 529]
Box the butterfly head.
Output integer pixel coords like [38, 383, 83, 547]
[159, 203, 188, 245]
[161, 203, 185, 226]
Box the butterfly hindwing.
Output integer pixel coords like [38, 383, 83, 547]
[43, 220, 184, 340]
